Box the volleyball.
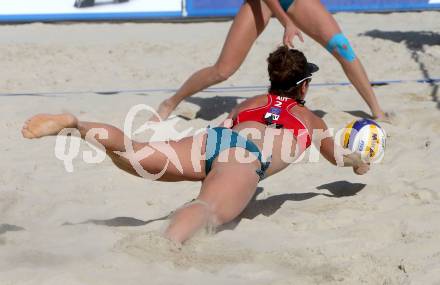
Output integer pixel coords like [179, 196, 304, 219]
[341, 118, 386, 162]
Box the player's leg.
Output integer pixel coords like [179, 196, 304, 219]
[287, 0, 386, 120]
[22, 113, 206, 181]
[164, 150, 260, 244]
[154, 0, 273, 120]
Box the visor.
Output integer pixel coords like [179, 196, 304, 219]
[306, 62, 319, 75]
[295, 62, 319, 86]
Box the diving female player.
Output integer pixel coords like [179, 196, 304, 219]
[154, 0, 388, 122]
[22, 47, 369, 245]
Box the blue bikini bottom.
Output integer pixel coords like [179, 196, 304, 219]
[205, 127, 270, 180]
[279, 0, 294, 11]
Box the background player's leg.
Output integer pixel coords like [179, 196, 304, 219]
[154, 0, 273, 120]
[288, 0, 386, 120]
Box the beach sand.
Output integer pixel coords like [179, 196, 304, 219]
[1, 11, 440, 284]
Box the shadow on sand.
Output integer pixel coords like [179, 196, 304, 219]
[217, 180, 366, 232]
[184, 96, 244, 120]
[63, 181, 366, 234]
[63, 214, 170, 228]
[0, 224, 25, 235]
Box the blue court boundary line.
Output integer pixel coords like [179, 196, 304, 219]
[185, 3, 440, 17]
[185, 6, 440, 17]
[1, 78, 438, 97]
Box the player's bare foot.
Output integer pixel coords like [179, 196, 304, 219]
[149, 99, 177, 122]
[373, 111, 394, 124]
[22, 113, 78, 139]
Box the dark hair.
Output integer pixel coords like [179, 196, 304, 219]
[267, 46, 309, 99]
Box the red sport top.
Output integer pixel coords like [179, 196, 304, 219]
[233, 93, 312, 149]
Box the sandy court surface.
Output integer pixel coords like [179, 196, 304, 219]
[1, 11, 440, 284]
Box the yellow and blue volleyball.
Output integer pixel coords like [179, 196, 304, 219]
[341, 118, 386, 162]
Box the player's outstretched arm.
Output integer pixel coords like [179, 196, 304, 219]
[309, 112, 369, 175]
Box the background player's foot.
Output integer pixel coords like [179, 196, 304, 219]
[373, 111, 394, 124]
[22, 113, 78, 139]
[150, 99, 177, 122]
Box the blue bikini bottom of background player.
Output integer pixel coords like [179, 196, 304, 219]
[279, 0, 294, 11]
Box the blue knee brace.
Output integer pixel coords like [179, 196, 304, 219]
[326, 33, 356, 62]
